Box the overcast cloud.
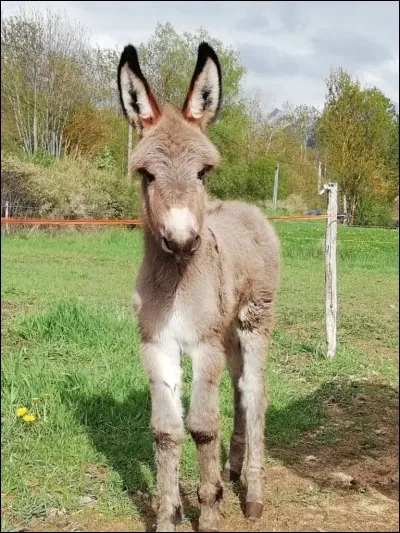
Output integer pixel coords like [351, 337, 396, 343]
[2, 1, 398, 111]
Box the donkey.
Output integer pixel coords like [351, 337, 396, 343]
[117, 42, 280, 532]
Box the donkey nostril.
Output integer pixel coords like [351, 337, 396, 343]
[190, 234, 201, 253]
[162, 237, 174, 254]
[162, 234, 200, 256]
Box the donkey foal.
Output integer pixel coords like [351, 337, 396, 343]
[117, 42, 280, 532]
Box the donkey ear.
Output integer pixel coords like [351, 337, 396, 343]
[182, 42, 222, 131]
[117, 44, 160, 133]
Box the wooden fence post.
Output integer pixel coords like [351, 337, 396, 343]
[343, 194, 348, 225]
[318, 161, 322, 193]
[5, 200, 10, 234]
[272, 162, 279, 210]
[320, 183, 338, 359]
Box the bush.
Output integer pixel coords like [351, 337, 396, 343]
[92, 146, 116, 171]
[354, 195, 394, 227]
[208, 156, 287, 204]
[279, 193, 308, 214]
[1, 153, 140, 219]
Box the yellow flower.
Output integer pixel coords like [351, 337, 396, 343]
[16, 407, 27, 417]
[43, 393, 50, 399]
[22, 414, 36, 423]
[32, 397, 40, 404]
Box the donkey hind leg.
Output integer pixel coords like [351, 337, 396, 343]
[223, 332, 246, 483]
[142, 342, 184, 532]
[237, 323, 270, 520]
[186, 343, 225, 532]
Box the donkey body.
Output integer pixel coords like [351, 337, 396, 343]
[118, 43, 280, 532]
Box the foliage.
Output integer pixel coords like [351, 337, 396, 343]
[93, 146, 116, 171]
[355, 194, 394, 227]
[207, 156, 290, 209]
[1, 6, 93, 157]
[1, 153, 140, 219]
[1, 9, 398, 225]
[317, 68, 398, 224]
[137, 22, 245, 108]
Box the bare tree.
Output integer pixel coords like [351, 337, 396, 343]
[1, 6, 92, 157]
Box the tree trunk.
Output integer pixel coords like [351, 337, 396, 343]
[33, 90, 38, 154]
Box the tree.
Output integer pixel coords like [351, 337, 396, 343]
[282, 102, 320, 160]
[1, 6, 92, 157]
[317, 68, 398, 224]
[137, 23, 245, 109]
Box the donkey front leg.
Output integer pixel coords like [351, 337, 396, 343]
[237, 329, 268, 519]
[142, 341, 184, 532]
[187, 343, 225, 532]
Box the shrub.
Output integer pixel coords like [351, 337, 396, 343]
[1, 153, 140, 219]
[208, 157, 287, 204]
[354, 195, 394, 227]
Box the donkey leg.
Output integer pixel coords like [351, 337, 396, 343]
[237, 328, 269, 520]
[223, 335, 246, 483]
[142, 341, 184, 532]
[187, 343, 224, 532]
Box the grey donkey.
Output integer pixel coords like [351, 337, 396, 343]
[117, 42, 280, 532]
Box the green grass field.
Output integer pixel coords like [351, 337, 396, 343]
[1, 222, 399, 532]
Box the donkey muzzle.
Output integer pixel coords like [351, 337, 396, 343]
[162, 231, 201, 258]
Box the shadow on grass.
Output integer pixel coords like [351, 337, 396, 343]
[265, 380, 399, 500]
[64, 387, 199, 532]
[64, 379, 398, 532]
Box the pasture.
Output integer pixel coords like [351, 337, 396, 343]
[1, 222, 399, 532]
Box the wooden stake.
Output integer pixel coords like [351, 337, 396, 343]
[320, 183, 338, 359]
[5, 200, 9, 234]
[343, 194, 348, 225]
[318, 161, 322, 193]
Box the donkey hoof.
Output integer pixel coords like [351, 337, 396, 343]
[245, 501, 263, 519]
[222, 468, 241, 483]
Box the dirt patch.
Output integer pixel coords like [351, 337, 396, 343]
[266, 381, 399, 503]
[25, 468, 398, 532]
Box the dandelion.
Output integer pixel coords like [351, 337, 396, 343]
[43, 393, 50, 399]
[16, 407, 27, 417]
[32, 397, 40, 404]
[22, 414, 36, 423]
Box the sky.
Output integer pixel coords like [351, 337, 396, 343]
[2, 1, 399, 112]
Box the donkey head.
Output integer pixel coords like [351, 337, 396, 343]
[117, 43, 221, 259]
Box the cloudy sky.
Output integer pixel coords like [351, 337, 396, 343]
[2, 1, 399, 111]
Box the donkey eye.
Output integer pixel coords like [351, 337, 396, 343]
[197, 167, 209, 182]
[139, 168, 155, 183]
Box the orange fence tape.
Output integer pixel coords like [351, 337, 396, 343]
[1, 218, 143, 226]
[1, 215, 330, 226]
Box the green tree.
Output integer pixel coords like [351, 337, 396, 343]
[317, 68, 398, 224]
[137, 22, 245, 109]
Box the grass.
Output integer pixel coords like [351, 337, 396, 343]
[1, 222, 399, 531]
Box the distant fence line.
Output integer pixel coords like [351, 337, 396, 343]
[1, 214, 335, 226]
